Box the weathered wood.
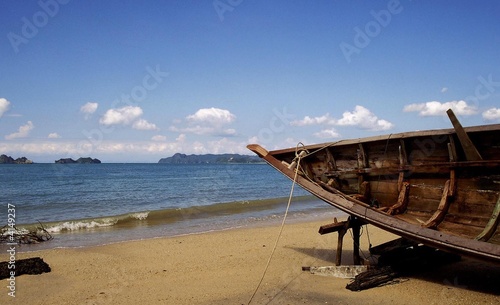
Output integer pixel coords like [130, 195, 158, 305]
[449, 169, 456, 197]
[476, 196, 500, 242]
[325, 148, 337, 171]
[248, 116, 500, 263]
[351, 181, 371, 204]
[336, 226, 348, 266]
[448, 136, 458, 162]
[387, 182, 410, 215]
[423, 180, 452, 229]
[352, 218, 362, 265]
[346, 266, 397, 291]
[0, 257, 51, 280]
[318, 219, 348, 235]
[326, 160, 500, 178]
[369, 238, 417, 255]
[357, 144, 368, 168]
[399, 140, 408, 166]
[447, 109, 483, 161]
[303, 265, 369, 279]
[319, 217, 364, 266]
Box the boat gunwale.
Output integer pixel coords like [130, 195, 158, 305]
[266, 123, 500, 156]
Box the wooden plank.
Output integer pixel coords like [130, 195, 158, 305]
[324, 161, 500, 180]
[448, 136, 458, 162]
[357, 143, 368, 168]
[318, 220, 349, 235]
[387, 182, 410, 215]
[447, 109, 483, 161]
[423, 180, 452, 229]
[476, 196, 500, 242]
[399, 140, 408, 166]
[264, 123, 500, 158]
[325, 148, 337, 171]
[369, 238, 418, 255]
[303, 265, 369, 279]
[352, 218, 362, 265]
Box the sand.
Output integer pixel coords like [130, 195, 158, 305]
[1, 218, 499, 305]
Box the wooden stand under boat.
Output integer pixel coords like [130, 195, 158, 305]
[248, 109, 500, 263]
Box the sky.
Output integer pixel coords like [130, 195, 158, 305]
[0, 0, 499, 163]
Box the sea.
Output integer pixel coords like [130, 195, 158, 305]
[0, 163, 344, 252]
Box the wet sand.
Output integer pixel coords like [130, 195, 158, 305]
[1, 218, 499, 304]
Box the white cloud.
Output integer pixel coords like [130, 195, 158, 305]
[290, 106, 393, 134]
[0, 140, 178, 156]
[80, 102, 98, 118]
[171, 107, 237, 136]
[403, 100, 477, 116]
[187, 107, 236, 124]
[169, 125, 236, 136]
[132, 119, 159, 131]
[441, 87, 448, 93]
[313, 128, 341, 139]
[176, 134, 186, 142]
[5, 121, 34, 140]
[0, 98, 11, 117]
[100, 106, 143, 125]
[483, 108, 500, 121]
[151, 135, 167, 141]
[291, 113, 336, 126]
[48, 133, 61, 139]
[335, 105, 394, 131]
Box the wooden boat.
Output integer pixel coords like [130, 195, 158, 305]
[248, 110, 500, 263]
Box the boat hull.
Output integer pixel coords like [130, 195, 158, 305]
[248, 122, 500, 263]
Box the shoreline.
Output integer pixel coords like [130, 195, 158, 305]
[7, 202, 344, 253]
[1, 217, 499, 304]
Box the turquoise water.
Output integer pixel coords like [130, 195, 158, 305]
[0, 163, 342, 250]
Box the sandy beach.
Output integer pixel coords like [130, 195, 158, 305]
[1, 218, 499, 305]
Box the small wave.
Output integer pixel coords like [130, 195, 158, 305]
[45, 219, 118, 233]
[17, 195, 322, 235]
[129, 212, 149, 220]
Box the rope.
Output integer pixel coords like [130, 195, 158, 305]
[247, 149, 303, 305]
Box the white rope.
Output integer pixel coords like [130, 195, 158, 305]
[247, 151, 303, 305]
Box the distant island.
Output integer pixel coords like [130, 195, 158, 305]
[55, 157, 101, 164]
[158, 153, 262, 164]
[0, 154, 33, 164]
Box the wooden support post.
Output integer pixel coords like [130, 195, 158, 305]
[336, 226, 347, 266]
[351, 217, 362, 265]
[319, 216, 365, 266]
[447, 109, 482, 161]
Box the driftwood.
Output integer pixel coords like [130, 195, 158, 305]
[0, 257, 51, 279]
[0, 222, 53, 244]
[346, 266, 398, 291]
[302, 265, 369, 279]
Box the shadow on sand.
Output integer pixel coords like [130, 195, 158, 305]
[287, 246, 500, 296]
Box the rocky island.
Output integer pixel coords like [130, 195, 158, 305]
[158, 153, 262, 164]
[55, 157, 101, 164]
[0, 154, 33, 164]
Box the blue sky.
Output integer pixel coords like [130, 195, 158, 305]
[0, 0, 499, 162]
